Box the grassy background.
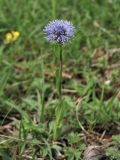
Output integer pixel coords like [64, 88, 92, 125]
[0, 0, 120, 159]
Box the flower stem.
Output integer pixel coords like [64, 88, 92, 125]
[59, 45, 62, 101]
[53, 45, 63, 140]
[52, 0, 56, 19]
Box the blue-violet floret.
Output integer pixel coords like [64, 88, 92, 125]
[44, 20, 75, 44]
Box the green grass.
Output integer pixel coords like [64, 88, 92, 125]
[0, 0, 120, 159]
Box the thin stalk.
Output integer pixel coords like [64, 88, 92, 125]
[52, 0, 56, 19]
[59, 45, 62, 101]
[39, 61, 45, 122]
[37, 89, 45, 123]
[53, 45, 63, 140]
[40, 61, 45, 122]
[40, 91, 45, 122]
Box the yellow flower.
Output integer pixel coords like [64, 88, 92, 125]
[4, 31, 20, 44]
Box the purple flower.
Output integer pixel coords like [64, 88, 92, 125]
[43, 20, 75, 44]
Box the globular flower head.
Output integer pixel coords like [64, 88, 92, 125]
[43, 20, 75, 44]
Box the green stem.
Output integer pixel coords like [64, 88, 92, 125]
[40, 61, 45, 122]
[52, 0, 56, 19]
[40, 92, 45, 122]
[53, 45, 63, 140]
[59, 45, 62, 101]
